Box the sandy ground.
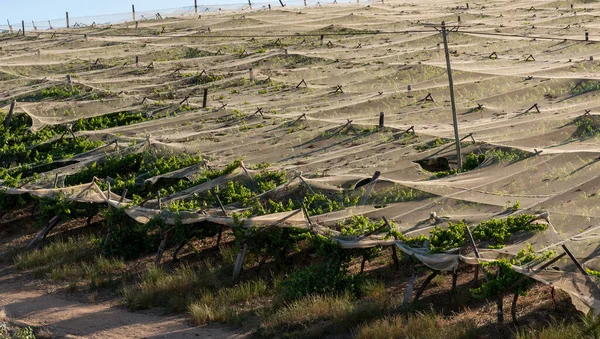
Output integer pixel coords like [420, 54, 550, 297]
[1, 292, 228, 338]
[0, 288, 245, 338]
[0, 260, 245, 339]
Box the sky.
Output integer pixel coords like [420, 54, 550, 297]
[2, 0, 245, 26]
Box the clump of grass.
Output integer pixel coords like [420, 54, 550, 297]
[123, 265, 204, 312]
[50, 255, 125, 290]
[514, 320, 583, 339]
[189, 279, 268, 326]
[257, 292, 388, 338]
[14, 235, 97, 270]
[354, 312, 478, 339]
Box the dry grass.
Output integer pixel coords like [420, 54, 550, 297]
[354, 312, 479, 339]
[256, 291, 389, 338]
[14, 235, 96, 270]
[49, 255, 125, 289]
[123, 264, 201, 312]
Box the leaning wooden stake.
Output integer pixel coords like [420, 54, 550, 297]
[232, 234, 248, 281]
[172, 242, 187, 261]
[402, 273, 417, 310]
[296, 79, 307, 88]
[4, 100, 16, 128]
[525, 103, 540, 113]
[414, 270, 439, 303]
[28, 216, 60, 248]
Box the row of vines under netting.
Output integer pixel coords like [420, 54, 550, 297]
[0, 105, 595, 324]
[0, 144, 566, 324]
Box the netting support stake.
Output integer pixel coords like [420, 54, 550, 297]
[298, 174, 315, 194]
[28, 216, 60, 249]
[253, 107, 264, 118]
[154, 232, 168, 266]
[562, 244, 588, 276]
[216, 194, 227, 216]
[439, 21, 463, 171]
[402, 274, 417, 310]
[66, 12, 69, 29]
[179, 96, 190, 106]
[233, 229, 249, 281]
[414, 270, 440, 303]
[525, 103, 540, 113]
[119, 189, 128, 203]
[379, 112, 384, 129]
[203, 88, 208, 108]
[466, 225, 490, 284]
[4, 100, 16, 128]
[383, 216, 400, 270]
[296, 79, 307, 88]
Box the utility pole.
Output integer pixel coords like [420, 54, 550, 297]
[440, 21, 462, 170]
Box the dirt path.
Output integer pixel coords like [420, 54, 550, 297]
[0, 287, 246, 339]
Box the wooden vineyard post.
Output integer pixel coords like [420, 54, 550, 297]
[154, 232, 168, 266]
[66, 74, 72, 90]
[132, 4, 136, 21]
[383, 216, 400, 270]
[379, 112, 384, 128]
[586, 32, 589, 41]
[21, 21, 25, 36]
[194, 0, 198, 14]
[203, 88, 208, 108]
[4, 100, 16, 128]
[402, 273, 417, 310]
[452, 270, 458, 293]
[466, 225, 487, 282]
[414, 270, 439, 303]
[439, 21, 462, 170]
[66, 12, 70, 29]
[7, 20, 13, 34]
[28, 216, 60, 248]
[233, 230, 249, 281]
[119, 189, 128, 203]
